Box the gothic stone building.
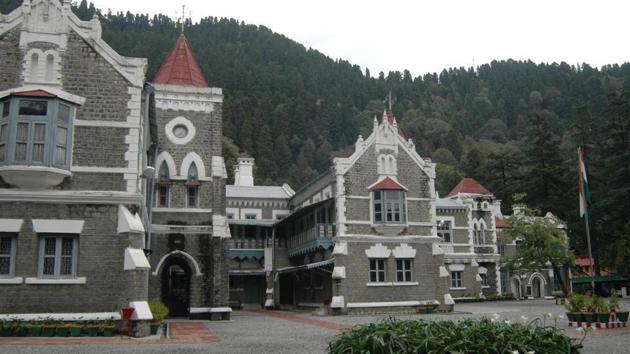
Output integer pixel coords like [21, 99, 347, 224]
[0, 0, 153, 318]
[147, 32, 231, 319]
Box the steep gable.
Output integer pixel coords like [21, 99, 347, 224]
[153, 33, 208, 87]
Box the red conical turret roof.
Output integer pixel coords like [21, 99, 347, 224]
[447, 178, 492, 197]
[153, 33, 208, 87]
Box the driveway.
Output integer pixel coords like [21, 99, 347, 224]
[2, 299, 629, 353]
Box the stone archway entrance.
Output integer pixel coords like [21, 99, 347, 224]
[532, 276, 544, 298]
[510, 277, 521, 299]
[161, 257, 192, 317]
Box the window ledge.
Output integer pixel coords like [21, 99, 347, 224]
[393, 281, 419, 286]
[0, 165, 71, 189]
[367, 282, 419, 287]
[0, 277, 23, 284]
[25, 277, 86, 285]
[450, 287, 467, 290]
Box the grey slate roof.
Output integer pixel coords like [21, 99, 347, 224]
[226, 185, 292, 199]
[435, 198, 467, 210]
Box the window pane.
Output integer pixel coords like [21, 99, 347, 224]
[33, 123, 46, 141]
[0, 124, 7, 143]
[0, 237, 10, 255]
[2, 101, 9, 117]
[61, 238, 73, 256]
[54, 146, 66, 165]
[397, 271, 403, 282]
[16, 123, 29, 141]
[0, 257, 9, 275]
[58, 104, 70, 123]
[60, 257, 73, 275]
[19, 100, 48, 115]
[44, 238, 56, 255]
[32, 143, 44, 162]
[55, 126, 68, 147]
[374, 191, 381, 200]
[188, 187, 197, 207]
[43, 257, 55, 275]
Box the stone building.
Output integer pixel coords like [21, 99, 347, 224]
[269, 112, 452, 314]
[147, 32, 231, 319]
[225, 157, 294, 308]
[0, 0, 152, 319]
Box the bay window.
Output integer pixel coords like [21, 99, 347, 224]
[373, 190, 406, 224]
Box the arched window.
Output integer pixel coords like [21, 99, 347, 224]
[45, 54, 54, 82]
[30, 53, 39, 82]
[157, 161, 170, 207]
[479, 222, 486, 244]
[473, 223, 480, 245]
[186, 162, 199, 208]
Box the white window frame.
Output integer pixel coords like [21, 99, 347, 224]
[0, 234, 17, 278]
[451, 270, 463, 288]
[369, 258, 386, 282]
[437, 220, 452, 243]
[373, 190, 406, 224]
[395, 258, 413, 282]
[38, 235, 78, 279]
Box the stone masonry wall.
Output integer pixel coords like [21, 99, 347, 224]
[0, 28, 23, 90]
[72, 127, 127, 167]
[0, 203, 147, 313]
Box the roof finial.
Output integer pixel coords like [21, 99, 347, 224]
[180, 4, 186, 33]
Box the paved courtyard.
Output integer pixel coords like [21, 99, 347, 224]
[2, 299, 629, 353]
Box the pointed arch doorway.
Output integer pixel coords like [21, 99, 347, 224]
[161, 256, 192, 317]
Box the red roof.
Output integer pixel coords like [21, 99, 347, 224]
[495, 217, 509, 229]
[386, 111, 406, 139]
[153, 33, 208, 87]
[368, 176, 408, 191]
[447, 178, 492, 197]
[12, 89, 56, 98]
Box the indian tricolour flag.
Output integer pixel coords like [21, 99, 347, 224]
[577, 146, 591, 219]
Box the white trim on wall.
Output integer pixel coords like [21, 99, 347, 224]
[155, 151, 177, 178]
[0, 219, 23, 232]
[180, 152, 206, 179]
[32, 219, 84, 234]
[152, 250, 203, 276]
[165, 116, 196, 145]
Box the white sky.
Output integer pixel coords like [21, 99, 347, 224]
[90, 0, 630, 77]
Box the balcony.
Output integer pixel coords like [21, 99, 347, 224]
[288, 223, 335, 258]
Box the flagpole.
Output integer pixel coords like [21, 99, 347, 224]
[584, 212, 596, 292]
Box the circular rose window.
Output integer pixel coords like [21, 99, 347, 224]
[173, 124, 188, 138]
[165, 117, 196, 145]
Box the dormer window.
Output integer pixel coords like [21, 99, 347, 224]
[157, 162, 170, 207]
[186, 162, 199, 208]
[369, 177, 408, 225]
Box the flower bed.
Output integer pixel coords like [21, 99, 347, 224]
[328, 317, 582, 354]
[0, 319, 118, 337]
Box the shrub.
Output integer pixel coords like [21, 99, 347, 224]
[149, 301, 169, 322]
[328, 317, 582, 354]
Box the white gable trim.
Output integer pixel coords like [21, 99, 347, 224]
[117, 205, 144, 234]
[181, 151, 207, 179]
[155, 151, 177, 178]
[365, 243, 391, 258]
[448, 264, 465, 271]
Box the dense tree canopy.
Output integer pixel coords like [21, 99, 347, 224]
[2, 1, 628, 273]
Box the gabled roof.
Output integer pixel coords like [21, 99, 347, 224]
[368, 176, 408, 191]
[386, 111, 406, 139]
[495, 217, 509, 229]
[153, 33, 208, 87]
[447, 178, 492, 197]
[436, 198, 467, 210]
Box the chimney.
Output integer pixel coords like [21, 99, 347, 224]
[234, 157, 255, 187]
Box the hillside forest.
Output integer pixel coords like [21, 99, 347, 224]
[1, 1, 628, 276]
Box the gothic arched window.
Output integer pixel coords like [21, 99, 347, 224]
[157, 161, 170, 207]
[186, 162, 199, 208]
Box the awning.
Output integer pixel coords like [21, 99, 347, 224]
[228, 219, 276, 227]
[228, 249, 264, 261]
[277, 258, 335, 274]
[571, 275, 628, 284]
[288, 238, 334, 258]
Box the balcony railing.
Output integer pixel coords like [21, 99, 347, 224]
[287, 223, 335, 257]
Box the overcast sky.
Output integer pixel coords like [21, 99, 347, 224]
[90, 0, 630, 77]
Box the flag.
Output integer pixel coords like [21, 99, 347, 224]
[577, 146, 592, 219]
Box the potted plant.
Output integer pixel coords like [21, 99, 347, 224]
[149, 301, 169, 335]
[13, 322, 28, 337]
[611, 293, 629, 322]
[101, 319, 116, 337]
[56, 322, 70, 337]
[564, 294, 586, 322]
[26, 321, 42, 337]
[582, 296, 598, 323]
[84, 321, 100, 337]
[594, 298, 610, 324]
[0, 320, 12, 337]
[41, 321, 56, 337]
[68, 322, 82, 337]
